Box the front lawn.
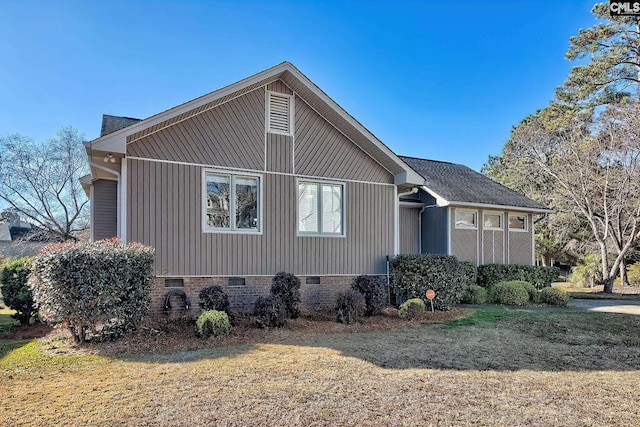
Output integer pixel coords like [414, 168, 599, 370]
[1, 310, 639, 426]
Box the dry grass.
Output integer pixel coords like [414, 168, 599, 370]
[554, 282, 640, 300]
[2, 309, 640, 426]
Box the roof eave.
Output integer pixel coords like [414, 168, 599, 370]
[445, 201, 552, 214]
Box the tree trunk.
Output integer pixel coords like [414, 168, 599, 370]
[620, 258, 629, 287]
[603, 276, 615, 293]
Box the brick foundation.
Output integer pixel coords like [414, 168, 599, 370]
[152, 275, 388, 317]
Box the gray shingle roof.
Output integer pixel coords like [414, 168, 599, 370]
[399, 156, 548, 211]
[100, 114, 142, 137]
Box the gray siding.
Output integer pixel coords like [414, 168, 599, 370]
[482, 230, 505, 264]
[508, 213, 534, 265]
[294, 97, 393, 184]
[422, 207, 448, 255]
[93, 179, 118, 240]
[266, 133, 293, 173]
[127, 158, 395, 276]
[128, 89, 265, 170]
[450, 207, 479, 263]
[399, 207, 420, 255]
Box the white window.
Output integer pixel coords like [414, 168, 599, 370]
[509, 214, 528, 231]
[483, 213, 503, 230]
[204, 171, 260, 233]
[455, 210, 477, 229]
[298, 181, 344, 236]
[267, 91, 293, 135]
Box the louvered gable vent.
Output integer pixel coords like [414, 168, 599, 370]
[268, 92, 292, 135]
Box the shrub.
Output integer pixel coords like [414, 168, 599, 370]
[253, 295, 288, 328]
[198, 286, 232, 321]
[398, 298, 426, 320]
[477, 264, 560, 289]
[390, 254, 465, 311]
[510, 280, 538, 302]
[196, 310, 232, 338]
[459, 261, 478, 288]
[460, 285, 488, 305]
[29, 239, 155, 343]
[488, 281, 529, 306]
[351, 275, 387, 316]
[0, 257, 36, 325]
[540, 287, 569, 307]
[335, 290, 366, 324]
[270, 272, 301, 319]
[614, 263, 640, 287]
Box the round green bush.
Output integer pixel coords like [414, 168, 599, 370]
[253, 295, 288, 328]
[198, 286, 233, 322]
[540, 287, 569, 307]
[196, 310, 232, 338]
[351, 275, 387, 316]
[399, 298, 426, 320]
[460, 285, 488, 305]
[507, 280, 538, 302]
[489, 282, 529, 306]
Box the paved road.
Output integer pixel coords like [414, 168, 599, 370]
[568, 298, 640, 315]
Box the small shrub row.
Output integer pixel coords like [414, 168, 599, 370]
[489, 281, 531, 306]
[460, 285, 488, 305]
[539, 287, 569, 307]
[477, 264, 560, 290]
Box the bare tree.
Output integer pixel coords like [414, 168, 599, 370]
[510, 102, 640, 292]
[0, 127, 89, 241]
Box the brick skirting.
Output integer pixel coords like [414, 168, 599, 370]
[152, 275, 389, 317]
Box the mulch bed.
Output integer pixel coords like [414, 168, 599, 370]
[33, 307, 472, 357]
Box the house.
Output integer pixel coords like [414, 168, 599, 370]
[0, 213, 54, 258]
[81, 62, 548, 313]
[398, 156, 550, 265]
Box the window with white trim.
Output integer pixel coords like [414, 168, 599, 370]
[267, 91, 293, 135]
[204, 171, 260, 233]
[455, 210, 477, 229]
[508, 214, 527, 231]
[483, 213, 503, 230]
[298, 181, 344, 236]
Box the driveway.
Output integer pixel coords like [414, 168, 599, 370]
[568, 298, 640, 315]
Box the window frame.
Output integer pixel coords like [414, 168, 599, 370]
[454, 209, 478, 230]
[508, 214, 528, 232]
[202, 169, 263, 234]
[483, 211, 504, 231]
[296, 179, 345, 237]
[266, 90, 294, 136]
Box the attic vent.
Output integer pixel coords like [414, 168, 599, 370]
[267, 91, 292, 135]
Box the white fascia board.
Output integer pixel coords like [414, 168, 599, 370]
[394, 170, 425, 186]
[420, 186, 449, 207]
[448, 201, 552, 214]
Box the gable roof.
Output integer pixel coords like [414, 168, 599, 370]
[88, 61, 423, 186]
[399, 156, 550, 213]
[101, 115, 142, 137]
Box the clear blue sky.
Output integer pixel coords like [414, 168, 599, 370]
[1, 0, 598, 172]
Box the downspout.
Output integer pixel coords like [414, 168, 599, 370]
[88, 161, 121, 241]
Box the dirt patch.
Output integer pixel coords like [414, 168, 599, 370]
[6, 322, 52, 339]
[37, 307, 472, 356]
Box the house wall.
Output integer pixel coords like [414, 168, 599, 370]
[399, 206, 421, 254]
[124, 79, 396, 313]
[92, 179, 118, 240]
[449, 207, 534, 266]
[420, 192, 448, 255]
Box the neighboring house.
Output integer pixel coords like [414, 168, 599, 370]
[398, 156, 551, 265]
[0, 215, 54, 258]
[81, 62, 424, 312]
[81, 61, 548, 313]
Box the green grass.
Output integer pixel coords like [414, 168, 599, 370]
[0, 304, 18, 335]
[445, 309, 507, 327]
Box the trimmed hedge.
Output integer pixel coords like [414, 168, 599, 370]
[477, 264, 560, 290]
[253, 295, 288, 328]
[459, 261, 478, 288]
[0, 257, 36, 325]
[196, 310, 232, 338]
[335, 290, 366, 324]
[351, 275, 387, 316]
[398, 298, 425, 320]
[489, 281, 530, 306]
[198, 286, 233, 321]
[390, 254, 465, 311]
[540, 287, 569, 307]
[29, 239, 155, 343]
[460, 285, 488, 305]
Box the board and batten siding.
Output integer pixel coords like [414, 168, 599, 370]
[127, 88, 265, 170]
[92, 179, 118, 240]
[508, 213, 534, 265]
[399, 207, 421, 255]
[127, 158, 395, 276]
